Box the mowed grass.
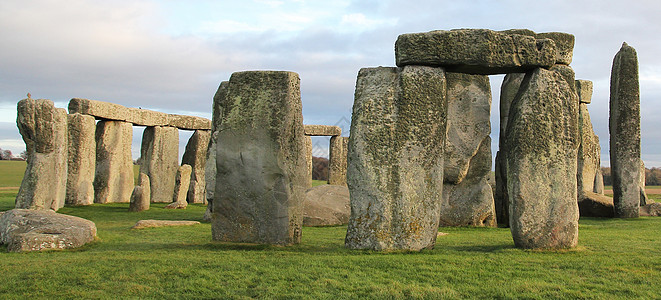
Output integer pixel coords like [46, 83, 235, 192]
[1, 166, 661, 298]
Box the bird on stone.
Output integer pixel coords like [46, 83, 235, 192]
[27, 93, 31, 99]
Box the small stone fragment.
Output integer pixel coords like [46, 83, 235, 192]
[129, 173, 151, 212]
[166, 164, 192, 209]
[131, 220, 200, 229]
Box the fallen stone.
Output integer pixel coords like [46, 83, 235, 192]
[16, 99, 68, 210]
[131, 220, 200, 229]
[609, 42, 641, 218]
[0, 209, 96, 252]
[303, 185, 350, 226]
[94, 120, 134, 203]
[640, 203, 661, 217]
[129, 173, 151, 212]
[578, 192, 614, 218]
[395, 29, 557, 74]
[182, 130, 210, 204]
[346, 66, 446, 251]
[66, 113, 96, 206]
[140, 126, 179, 203]
[303, 125, 341, 136]
[328, 136, 348, 186]
[166, 164, 191, 209]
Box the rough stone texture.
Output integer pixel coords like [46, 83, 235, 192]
[328, 136, 348, 186]
[16, 99, 68, 211]
[345, 66, 446, 251]
[506, 66, 580, 249]
[578, 192, 614, 218]
[499, 30, 575, 65]
[594, 167, 605, 194]
[212, 71, 307, 246]
[131, 220, 200, 229]
[69, 98, 211, 130]
[577, 103, 602, 198]
[495, 73, 525, 226]
[129, 173, 151, 212]
[305, 136, 313, 188]
[640, 203, 661, 217]
[182, 130, 210, 204]
[640, 160, 649, 206]
[167, 164, 192, 209]
[66, 113, 96, 206]
[304, 125, 341, 136]
[204, 81, 229, 221]
[140, 126, 179, 203]
[94, 120, 134, 203]
[576, 80, 593, 104]
[609, 42, 641, 218]
[0, 209, 96, 252]
[395, 29, 557, 74]
[303, 185, 350, 226]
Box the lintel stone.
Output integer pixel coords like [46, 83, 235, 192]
[304, 125, 341, 136]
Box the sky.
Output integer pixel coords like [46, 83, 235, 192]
[0, 0, 660, 167]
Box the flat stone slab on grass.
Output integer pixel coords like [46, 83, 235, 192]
[0, 209, 97, 252]
[131, 220, 200, 229]
[303, 185, 350, 226]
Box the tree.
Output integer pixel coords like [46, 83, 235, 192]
[0, 149, 12, 160]
[312, 156, 329, 181]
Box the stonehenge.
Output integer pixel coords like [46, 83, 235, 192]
[66, 113, 96, 206]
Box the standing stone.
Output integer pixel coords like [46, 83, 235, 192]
[212, 71, 307, 246]
[94, 120, 134, 203]
[495, 73, 525, 226]
[129, 173, 151, 212]
[204, 82, 229, 221]
[609, 42, 641, 218]
[66, 113, 96, 206]
[182, 130, 210, 204]
[15, 99, 68, 210]
[577, 102, 601, 197]
[305, 136, 313, 188]
[594, 167, 605, 195]
[640, 160, 648, 206]
[328, 136, 348, 186]
[506, 66, 580, 249]
[140, 126, 179, 203]
[166, 164, 192, 209]
[345, 66, 447, 251]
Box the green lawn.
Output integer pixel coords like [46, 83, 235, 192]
[0, 161, 26, 187]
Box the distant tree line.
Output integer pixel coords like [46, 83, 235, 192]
[601, 167, 661, 186]
[312, 156, 328, 181]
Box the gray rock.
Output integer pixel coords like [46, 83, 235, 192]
[212, 71, 307, 246]
[578, 103, 602, 197]
[578, 192, 614, 218]
[167, 164, 192, 209]
[506, 66, 580, 249]
[0, 209, 96, 252]
[303, 185, 350, 226]
[16, 99, 68, 210]
[182, 130, 210, 204]
[94, 120, 134, 203]
[131, 220, 200, 229]
[609, 42, 641, 218]
[345, 66, 446, 251]
[328, 136, 348, 186]
[576, 80, 593, 104]
[305, 136, 312, 188]
[640, 203, 661, 217]
[640, 160, 648, 206]
[594, 167, 605, 194]
[66, 113, 96, 206]
[204, 81, 229, 221]
[395, 29, 557, 74]
[500, 30, 575, 65]
[303, 125, 341, 136]
[129, 173, 151, 212]
[139, 126, 179, 203]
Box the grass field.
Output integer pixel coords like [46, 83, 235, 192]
[1, 163, 661, 298]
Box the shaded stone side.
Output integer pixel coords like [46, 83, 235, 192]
[212, 71, 306, 246]
[328, 136, 348, 186]
[15, 99, 68, 210]
[167, 164, 191, 209]
[94, 120, 134, 203]
[640, 160, 648, 206]
[345, 66, 446, 251]
[140, 126, 179, 203]
[506, 66, 580, 249]
[609, 42, 641, 218]
[182, 130, 210, 204]
[577, 103, 601, 196]
[129, 173, 150, 212]
[204, 81, 229, 220]
[66, 113, 96, 206]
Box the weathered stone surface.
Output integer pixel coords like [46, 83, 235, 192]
[500, 30, 575, 65]
[305, 136, 313, 188]
[578, 192, 614, 218]
[16, 99, 68, 210]
[0, 209, 96, 252]
[609, 42, 641, 218]
[129, 173, 151, 212]
[140, 126, 179, 203]
[495, 73, 525, 226]
[167, 164, 191, 209]
[304, 125, 341, 136]
[204, 81, 229, 221]
[66, 113, 96, 206]
[576, 80, 593, 104]
[395, 29, 557, 74]
[640, 203, 661, 217]
[594, 167, 605, 194]
[640, 160, 648, 206]
[212, 71, 307, 246]
[94, 120, 134, 203]
[182, 130, 210, 204]
[506, 66, 580, 249]
[69, 98, 211, 130]
[346, 66, 446, 251]
[303, 185, 350, 226]
[444, 72, 491, 184]
[328, 136, 348, 186]
[578, 103, 602, 197]
[211, 81, 229, 133]
[131, 220, 200, 229]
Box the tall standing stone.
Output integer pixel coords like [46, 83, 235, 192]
[94, 120, 134, 203]
[140, 126, 179, 203]
[506, 66, 579, 249]
[328, 136, 348, 186]
[66, 113, 96, 206]
[305, 136, 313, 188]
[212, 71, 307, 246]
[345, 66, 447, 251]
[182, 130, 210, 204]
[204, 81, 229, 220]
[15, 99, 68, 210]
[609, 42, 641, 218]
